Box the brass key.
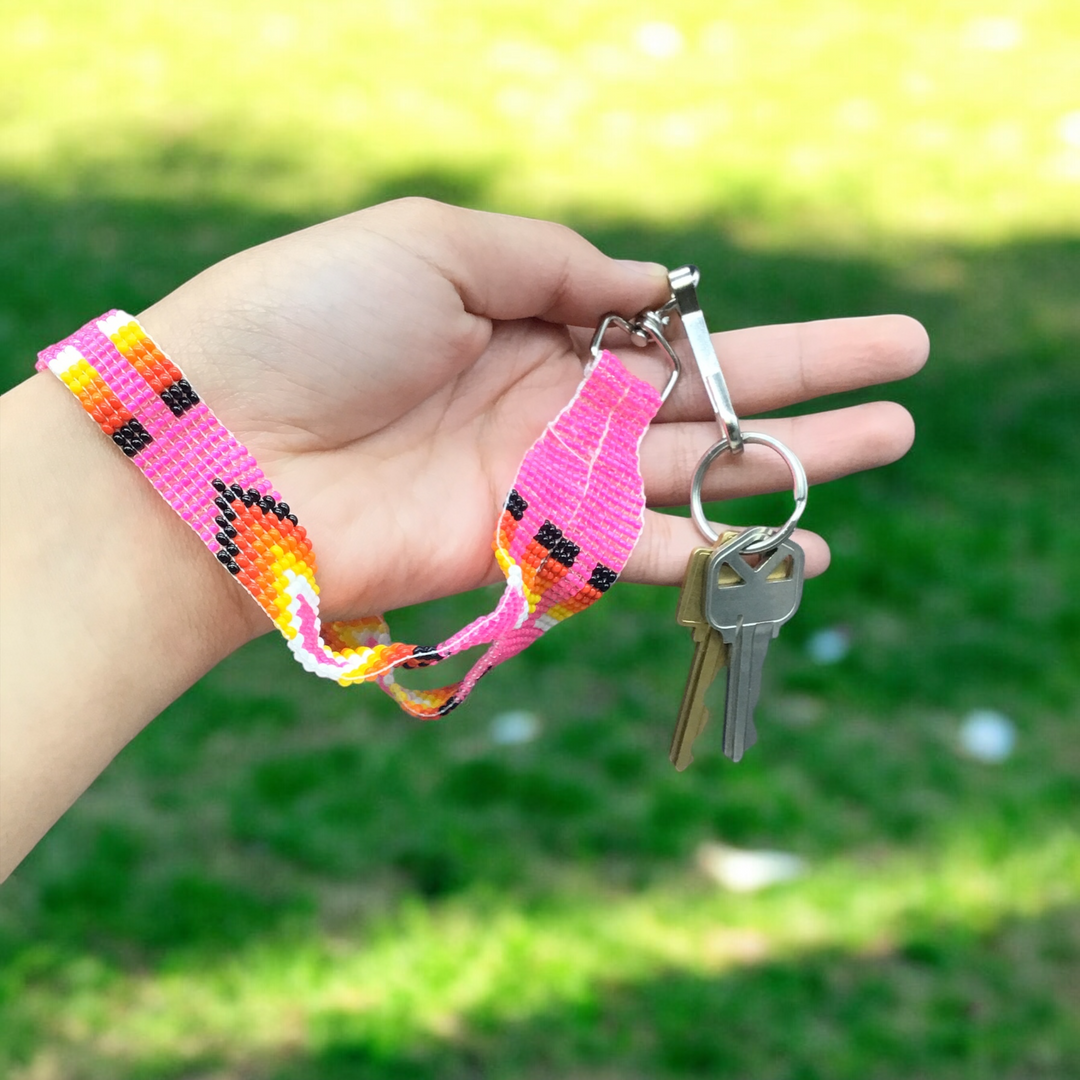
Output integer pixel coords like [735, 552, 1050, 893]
[669, 536, 736, 771]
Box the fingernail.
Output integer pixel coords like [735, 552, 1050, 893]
[617, 259, 669, 281]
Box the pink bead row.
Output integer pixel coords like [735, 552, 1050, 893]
[38, 312, 274, 550]
[39, 310, 665, 718]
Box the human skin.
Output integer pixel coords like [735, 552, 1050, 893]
[0, 198, 928, 880]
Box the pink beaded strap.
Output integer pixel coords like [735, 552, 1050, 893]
[39, 312, 662, 717]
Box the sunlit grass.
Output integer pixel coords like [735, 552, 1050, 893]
[7, 827, 1077, 1076]
[2, 2, 1079, 1078]
[3, 1, 1078, 239]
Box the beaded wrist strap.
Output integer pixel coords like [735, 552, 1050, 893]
[38, 312, 662, 717]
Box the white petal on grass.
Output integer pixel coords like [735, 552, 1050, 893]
[836, 98, 880, 132]
[490, 710, 542, 745]
[962, 17, 1023, 51]
[806, 626, 851, 665]
[696, 842, 807, 893]
[958, 709, 1016, 763]
[635, 22, 684, 59]
[1058, 112, 1080, 148]
[260, 14, 298, 47]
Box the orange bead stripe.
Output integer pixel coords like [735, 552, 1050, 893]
[110, 322, 184, 391]
[40, 311, 664, 722]
[56, 353, 134, 436]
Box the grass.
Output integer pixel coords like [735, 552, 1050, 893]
[1, 1, 1079, 1077]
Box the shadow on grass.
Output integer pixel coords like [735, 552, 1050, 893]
[1, 163, 1078, 1074]
[269, 910, 1080, 1080]
[5, 907, 1077, 1079]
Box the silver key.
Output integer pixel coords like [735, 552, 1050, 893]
[705, 535, 805, 762]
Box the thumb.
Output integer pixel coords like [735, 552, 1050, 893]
[362, 198, 671, 326]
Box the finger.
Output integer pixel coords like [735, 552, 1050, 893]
[361, 198, 672, 327]
[622, 512, 831, 584]
[633, 314, 929, 421]
[640, 401, 915, 506]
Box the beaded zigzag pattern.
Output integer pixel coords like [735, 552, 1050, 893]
[39, 312, 662, 718]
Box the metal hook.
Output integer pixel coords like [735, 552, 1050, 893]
[668, 265, 744, 453]
[590, 311, 681, 403]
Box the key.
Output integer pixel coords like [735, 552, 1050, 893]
[705, 535, 805, 762]
[669, 546, 728, 770]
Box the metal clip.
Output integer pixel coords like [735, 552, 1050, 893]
[590, 311, 682, 404]
[667, 265, 744, 452]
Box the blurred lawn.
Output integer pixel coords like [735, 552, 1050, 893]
[2, 2, 1079, 1078]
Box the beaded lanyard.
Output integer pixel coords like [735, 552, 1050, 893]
[38, 312, 663, 718]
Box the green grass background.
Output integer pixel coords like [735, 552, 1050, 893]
[2, 2, 1078, 1077]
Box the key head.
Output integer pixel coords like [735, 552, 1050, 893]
[705, 538, 805, 639]
[676, 532, 738, 628]
[676, 547, 714, 628]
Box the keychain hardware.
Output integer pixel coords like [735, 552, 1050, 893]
[593, 265, 807, 554]
[589, 265, 816, 769]
[590, 312, 681, 403]
[690, 433, 808, 554]
[667, 265, 744, 452]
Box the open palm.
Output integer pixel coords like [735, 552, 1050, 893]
[139, 198, 927, 624]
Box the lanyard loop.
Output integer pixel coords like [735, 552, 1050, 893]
[590, 312, 681, 404]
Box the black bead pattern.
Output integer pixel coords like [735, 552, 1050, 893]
[534, 520, 562, 550]
[505, 489, 528, 521]
[408, 645, 443, 667]
[111, 418, 153, 458]
[160, 378, 200, 417]
[549, 537, 580, 568]
[588, 563, 618, 593]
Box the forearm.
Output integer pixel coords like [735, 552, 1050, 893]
[0, 372, 265, 880]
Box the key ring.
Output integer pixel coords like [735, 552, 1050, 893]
[690, 432, 808, 554]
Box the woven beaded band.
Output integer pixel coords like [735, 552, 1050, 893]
[38, 312, 663, 718]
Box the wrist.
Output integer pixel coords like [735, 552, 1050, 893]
[2, 373, 265, 703]
[0, 372, 266, 877]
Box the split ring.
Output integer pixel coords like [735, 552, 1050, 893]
[690, 431, 808, 554]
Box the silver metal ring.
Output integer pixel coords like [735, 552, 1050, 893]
[690, 431, 808, 553]
[590, 312, 681, 403]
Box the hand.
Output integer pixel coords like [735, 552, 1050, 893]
[140, 198, 927, 628]
[0, 198, 928, 877]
